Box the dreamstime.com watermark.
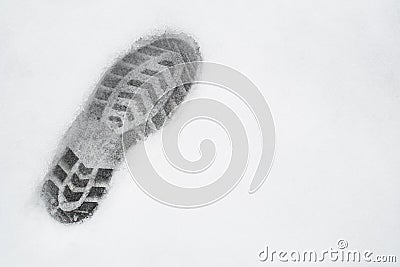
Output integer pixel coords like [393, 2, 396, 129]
[123, 61, 275, 208]
[258, 240, 397, 264]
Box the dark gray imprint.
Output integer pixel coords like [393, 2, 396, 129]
[41, 33, 201, 224]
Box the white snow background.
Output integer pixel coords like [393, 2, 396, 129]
[0, 0, 399, 266]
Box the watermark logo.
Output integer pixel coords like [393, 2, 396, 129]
[337, 239, 348, 250]
[123, 61, 275, 208]
[258, 240, 397, 263]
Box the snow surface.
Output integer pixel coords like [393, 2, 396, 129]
[1, 0, 400, 266]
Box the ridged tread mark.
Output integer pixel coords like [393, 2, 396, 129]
[88, 187, 106, 198]
[78, 163, 93, 175]
[71, 173, 89, 187]
[54, 201, 98, 223]
[42, 146, 114, 223]
[63, 185, 84, 202]
[93, 40, 189, 127]
[95, 168, 113, 183]
[53, 165, 67, 182]
[42, 33, 201, 224]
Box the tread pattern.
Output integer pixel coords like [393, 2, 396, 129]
[42, 34, 201, 223]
